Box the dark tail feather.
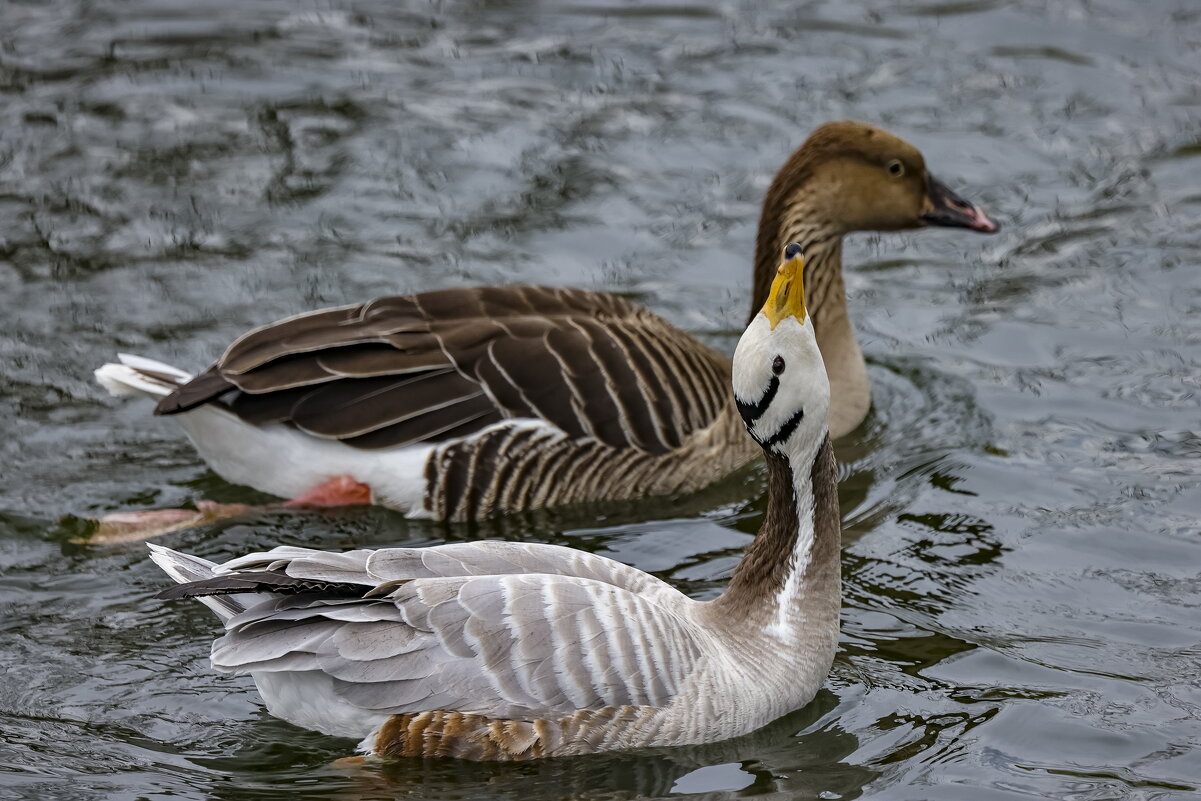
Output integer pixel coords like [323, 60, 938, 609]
[155, 366, 236, 416]
[156, 571, 369, 600]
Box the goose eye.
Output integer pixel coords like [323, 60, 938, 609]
[772, 355, 785, 375]
[887, 159, 904, 177]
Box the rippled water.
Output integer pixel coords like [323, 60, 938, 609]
[2, 0, 1200, 798]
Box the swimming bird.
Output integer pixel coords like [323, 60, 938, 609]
[150, 243, 842, 760]
[98, 121, 996, 522]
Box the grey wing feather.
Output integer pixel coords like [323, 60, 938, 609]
[219, 547, 376, 582]
[204, 558, 706, 719]
[220, 541, 683, 606]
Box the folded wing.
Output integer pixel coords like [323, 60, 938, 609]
[153, 286, 729, 454]
[185, 543, 704, 720]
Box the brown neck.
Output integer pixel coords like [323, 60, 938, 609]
[715, 435, 841, 619]
[750, 186, 869, 438]
[749, 192, 846, 328]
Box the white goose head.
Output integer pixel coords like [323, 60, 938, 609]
[732, 242, 830, 469]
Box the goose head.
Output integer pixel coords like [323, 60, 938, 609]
[764, 120, 998, 237]
[751, 122, 998, 317]
[733, 243, 830, 468]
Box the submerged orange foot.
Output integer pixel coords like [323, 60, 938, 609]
[91, 500, 251, 544]
[85, 476, 370, 544]
[284, 476, 373, 508]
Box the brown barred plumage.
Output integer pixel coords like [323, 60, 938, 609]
[423, 404, 755, 521]
[372, 707, 657, 761]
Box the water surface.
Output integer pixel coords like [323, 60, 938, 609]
[2, 0, 1200, 798]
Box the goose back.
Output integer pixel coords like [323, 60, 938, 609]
[157, 286, 730, 455]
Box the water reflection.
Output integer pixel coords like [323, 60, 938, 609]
[193, 696, 873, 801]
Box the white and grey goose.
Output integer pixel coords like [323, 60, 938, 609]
[98, 121, 997, 524]
[149, 244, 842, 760]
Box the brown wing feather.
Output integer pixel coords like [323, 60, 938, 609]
[542, 326, 628, 447]
[289, 370, 482, 439]
[154, 366, 235, 415]
[475, 338, 577, 434]
[155, 286, 729, 454]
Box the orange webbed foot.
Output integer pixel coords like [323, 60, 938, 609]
[284, 476, 373, 508]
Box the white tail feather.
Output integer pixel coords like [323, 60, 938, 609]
[147, 543, 248, 623]
[95, 354, 192, 399]
[96, 354, 435, 517]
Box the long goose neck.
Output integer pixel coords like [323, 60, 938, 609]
[749, 190, 847, 329]
[714, 434, 841, 629]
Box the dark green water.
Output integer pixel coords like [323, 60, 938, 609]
[2, 1, 1200, 798]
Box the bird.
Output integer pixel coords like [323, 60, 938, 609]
[97, 121, 997, 523]
[150, 242, 843, 761]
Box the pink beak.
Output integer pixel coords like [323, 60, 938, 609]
[922, 175, 999, 234]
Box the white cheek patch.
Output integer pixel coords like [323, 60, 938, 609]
[732, 315, 774, 408]
[731, 315, 828, 451]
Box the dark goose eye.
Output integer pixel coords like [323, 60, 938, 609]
[887, 159, 904, 177]
[772, 355, 785, 375]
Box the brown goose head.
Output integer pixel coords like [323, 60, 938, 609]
[751, 121, 998, 316]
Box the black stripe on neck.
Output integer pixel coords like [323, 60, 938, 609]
[765, 407, 804, 449]
[735, 374, 779, 427]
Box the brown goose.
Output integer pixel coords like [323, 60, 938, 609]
[96, 122, 996, 523]
[149, 243, 842, 760]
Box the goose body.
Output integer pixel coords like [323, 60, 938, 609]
[152, 245, 843, 760]
[98, 122, 996, 521]
[96, 289, 752, 519]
